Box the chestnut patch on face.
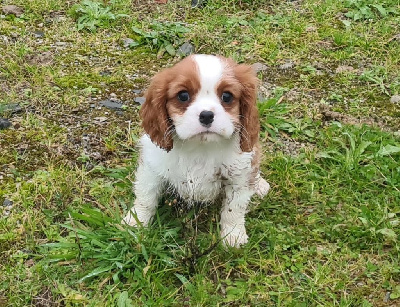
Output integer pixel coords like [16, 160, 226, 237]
[216, 76, 241, 123]
[166, 56, 201, 115]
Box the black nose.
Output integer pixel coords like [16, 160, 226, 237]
[199, 111, 214, 127]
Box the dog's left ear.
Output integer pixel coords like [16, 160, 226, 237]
[234, 64, 260, 152]
[140, 69, 174, 151]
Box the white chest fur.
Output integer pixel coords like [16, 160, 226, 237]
[139, 135, 254, 203]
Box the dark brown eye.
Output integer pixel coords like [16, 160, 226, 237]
[221, 92, 233, 104]
[177, 91, 190, 103]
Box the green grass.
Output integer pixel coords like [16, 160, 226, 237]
[1, 0, 399, 305]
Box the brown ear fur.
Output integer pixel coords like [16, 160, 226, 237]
[140, 70, 174, 151]
[235, 64, 260, 152]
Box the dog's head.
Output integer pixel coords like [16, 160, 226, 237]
[140, 54, 260, 152]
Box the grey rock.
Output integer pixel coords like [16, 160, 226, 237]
[178, 42, 195, 56]
[132, 89, 142, 94]
[335, 65, 355, 74]
[85, 163, 94, 171]
[279, 61, 295, 70]
[257, 93, 265, 102]
[3, 199, 13, 207]
[390, 95, 400, 104]
[1, 35, 9, 44]
[2, 5, 24, 17]
[99, 99, 124, 110]
[33, 30, 44, 38]
[94, 116, 107, 122]
[253, 62, 268, 73]
[0, 103, 22, 114]
[191, 0, 207, 8]
[99, 70, 111, 76]
[384, 291, 391, 303]
[134, 97, 145, 105]
[0, 118, 11, 129]
[122, 38, 135, 48]
[90, 152, 102, 160]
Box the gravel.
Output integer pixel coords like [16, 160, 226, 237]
[390, 95, 400, 104]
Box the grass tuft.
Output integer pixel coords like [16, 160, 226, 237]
[1, 0, 400, 305]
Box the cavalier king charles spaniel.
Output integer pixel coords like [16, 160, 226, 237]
[123, 54, 270, 247]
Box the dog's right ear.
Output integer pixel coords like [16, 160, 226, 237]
[140, 69, 174, 152]
[234, 63, 260, 153]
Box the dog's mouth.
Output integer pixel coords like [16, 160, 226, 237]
[189, 130, 227, 143]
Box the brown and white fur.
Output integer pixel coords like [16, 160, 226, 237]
[123, 54, 270, 247]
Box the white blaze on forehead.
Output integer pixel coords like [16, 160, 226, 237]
[193, 54, 224, 91]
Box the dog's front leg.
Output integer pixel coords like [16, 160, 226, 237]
[220, 185, 254, 247]
[122, 162, 163, 227]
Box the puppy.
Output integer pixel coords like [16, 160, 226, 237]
[123, 54, 270, 247]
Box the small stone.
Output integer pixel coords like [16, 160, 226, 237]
[390, 95, 400, 104]
[99, 99, 124, 110]
[33, 30, 44, 38]
[132, 89, 142, 94]
[94, 117, 108, 122]
[90, 104, 95, 108]
[122, 38, 135, 48]
[384, 291, 391, 303]
[1, 35, 9, 44]
[134, 97, 145, 105]
[279, 61, 295, 70]
[335, 65, 355, 74]
[85, 163, 94, 171]
[178, 42, 195, 56]
[3, 199, 13, 207]
[1, 103, 22, 114]
[2, 5, 24, 17]
[253, 62, 268, 73]
[191, 0, 207, 8]
[90, 152, 102, 160]
[0, 118, 11, 130]
[99, 70, 111, 76]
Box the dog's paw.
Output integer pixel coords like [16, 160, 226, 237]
[122, 208, 153, 227]
[221, 226, 248, 248]
[122, 211, 140, 227]
[256, 177, 270, 197]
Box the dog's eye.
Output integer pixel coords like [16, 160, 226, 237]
[177, 91, 190, 103]
[221, 92, 233, 104]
